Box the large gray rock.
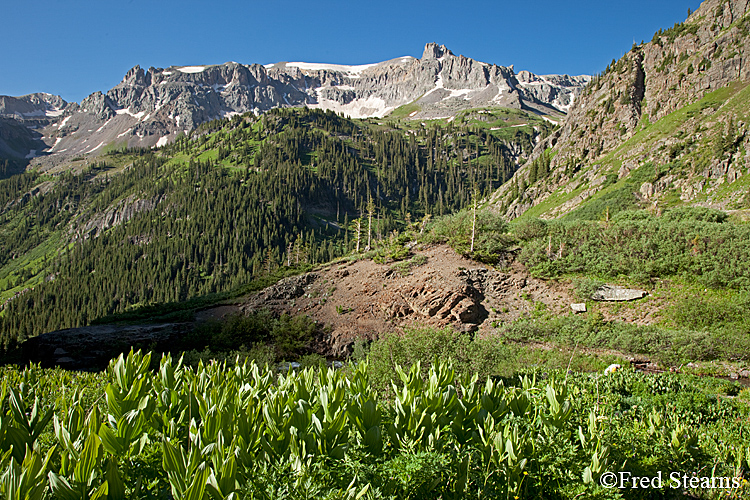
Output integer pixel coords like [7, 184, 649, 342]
[591, 285, 647, 302]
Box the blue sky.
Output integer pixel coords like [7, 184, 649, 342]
[1, 0, 701, 103]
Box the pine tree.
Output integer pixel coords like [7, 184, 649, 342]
[470, 184, 477, 253]
[366, 196, 375, 251]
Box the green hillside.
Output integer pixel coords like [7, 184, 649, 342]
[0, 107, 544, 346]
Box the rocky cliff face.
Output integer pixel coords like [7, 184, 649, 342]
[0, 94, 68, 162]
[0, 93, 67, 118]
[1, 44, 589, 163]
[494, 0, 750, 219]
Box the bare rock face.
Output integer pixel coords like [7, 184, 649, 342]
[384, 282, 486, 324]
[2, 44, 589, 162]
[0, 93, 67, 117]
[0, 93, 68, 162]
[591, 285, 648, 302]
[516, 71, 591, 112]
[0, 118, 47, 161]
[73, 194, 163, 240]
[241, 273, 319, 310]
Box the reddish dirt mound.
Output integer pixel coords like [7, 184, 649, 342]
[236, 245, 578, 355]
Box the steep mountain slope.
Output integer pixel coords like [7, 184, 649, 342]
[0, 44, 588, 165]
[494, 0, 750, 220]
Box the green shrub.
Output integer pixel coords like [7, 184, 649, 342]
[426, 209, 513, 261]
[271, 313, 318, 359]
[611, 210, 652, 222]
[519, 212, 750, 289]
[660, 206, 728, 223]
[211, 311, 274, 350]
[667, 292, 750, 330]
[181, 309, 319, 363]
[298, 353, 327, 369]
[573, 277, 606, 301]
[513, 218, 549, 241]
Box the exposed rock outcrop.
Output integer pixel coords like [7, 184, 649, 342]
[73, 194, 163, 240]
[237, 245, 576, 356]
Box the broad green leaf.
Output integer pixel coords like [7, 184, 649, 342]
[583, 466, 593, 484]
[184, 465, 209, 500]
[98, 425, 124, 457]
[74, 433, 101, 486]
[105, 460, 125, 500]
[90, 481, 108, 500]
[48, 472, 79, 500]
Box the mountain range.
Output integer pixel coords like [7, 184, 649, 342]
[0, 43, 588, 167]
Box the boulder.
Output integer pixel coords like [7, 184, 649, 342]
[591, 285, 647, 302]
[571, 303, 587, 313]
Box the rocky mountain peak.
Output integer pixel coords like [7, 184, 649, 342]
[0, 93, 67, 117]
[122, 65, 147, 86]
[80, 91, 116, 120]
[422, 42, 454, 60]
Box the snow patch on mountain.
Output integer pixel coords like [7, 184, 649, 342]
[19, 108, 64, 118]
[115, 108, 146, 119]
[88, 141, 105, 153]
[311, 91, 394, 118]
[177, 66, 207, 73]
[287, 62, 378, 78]
[96, 118, 113, 133]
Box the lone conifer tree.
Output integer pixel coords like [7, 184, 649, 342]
[366, 196, 375, 251]
[470, 185, 478, 253]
